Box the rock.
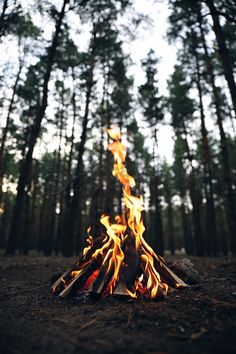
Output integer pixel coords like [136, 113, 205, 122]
[169, 258, 201, 284]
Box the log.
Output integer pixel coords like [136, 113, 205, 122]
[113, 281, 130, 297]
[113, 233, 141, 297]
[51, 236, 103, 295]
[59, 258, 101, 298]
[92, 261, 114, 295]
[155, 256, 187, 288]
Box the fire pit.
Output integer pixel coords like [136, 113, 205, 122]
[51, 128, 186, 300]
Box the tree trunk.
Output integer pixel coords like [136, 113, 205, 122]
[179, 198, 193, 255]
[21, 181, 31, 255]
[38, 183, 47, 252]
[45, 90, 65, 256]
[5, 0, 69, 255]
[0, 0, 8, 39]
[166, 193, 175, 255]
[182, 125, 204, 256]
[152, 130, 164, 256]
[153, 173, 164, 255]
[204, 0, 236, 115]
[30, 161, 39, 250]
[56, 76, 76, 254]
[97, 70, 107, 217]
[198, 15, 236, 255]
[105, 109, 115, 218]
[194, 47, 218, 256]
[0, 62, 23, 204]
[0, 188, 10, 249]
[62, 30, 96, 256]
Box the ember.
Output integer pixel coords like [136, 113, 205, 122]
[51, 128, 186, 299]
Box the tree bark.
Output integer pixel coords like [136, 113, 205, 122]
[6, 0, 69, 255]
[204, 0, 236, 115]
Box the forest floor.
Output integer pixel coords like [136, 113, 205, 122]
[0, 255, 235, 354]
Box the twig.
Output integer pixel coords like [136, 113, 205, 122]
[76, 318, 97, 334]
[125, 309, 134, 328]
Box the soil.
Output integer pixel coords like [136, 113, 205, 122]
[0, 255, 235, 354]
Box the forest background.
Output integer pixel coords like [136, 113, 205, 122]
[0, 0, 235, 258]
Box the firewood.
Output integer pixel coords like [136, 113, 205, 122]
[51, 269, 71, 295]
[50, 127, 188, 301]
[155, 256, 187, 288]
[113, 281, 130, 297]
[51, 237, 103, 295]
[114, 235, 141, 296]
[59, 258, 101, 298]
[92, 261, 114, 295]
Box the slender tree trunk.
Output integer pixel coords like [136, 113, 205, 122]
[198, 15, 236, 255]
[204, 0, 236, 115]
[0, 0, 8, 39]
[182, 125, 204, 256]
[56, 77, 76, 254]
[45, 91, 65, 255]
[38, 184, 48, 252]
[0, 188, 10, 249]
[105, 110, 115, 218]
[62, 30, 96, 256]
[30, 161, 39, 250]
[66, 91, 76, 201]
[44, 121, 62, 255]
[166, 190, 175, 255]
[194, 48, 218, 256]
[97, 70, 107, 216]
[152, 173, 164, 255]
[174, 135, 194, 254]
[21, 181, 31, 255]
[217, 204, 228, 255]
[152, 130, 164, 255]
[6, 0, 69, 255]
[179, 197, 192, 255]
[0, 62, 23, 204]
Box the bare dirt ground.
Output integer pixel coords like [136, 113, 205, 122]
[0, 255, 235, 354]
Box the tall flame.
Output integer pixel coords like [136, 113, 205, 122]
[53, 127, 172, 299]
[105, 128, 168, 298]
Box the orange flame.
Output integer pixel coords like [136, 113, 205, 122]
[106, 128, 168, 298]
[57, 127, 171, 299]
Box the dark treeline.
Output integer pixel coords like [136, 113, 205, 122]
[0, 0, 235, 257]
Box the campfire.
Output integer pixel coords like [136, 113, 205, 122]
[51, 128, 186, 300]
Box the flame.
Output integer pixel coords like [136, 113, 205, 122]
[106, 129, 168, 298]
[54, 127, 171, 299]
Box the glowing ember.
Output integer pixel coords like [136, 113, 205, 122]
[51, 128, 186, 300]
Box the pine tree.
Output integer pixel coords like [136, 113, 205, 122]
[139, 49, 164, 255]
[168, 66, 204, 256]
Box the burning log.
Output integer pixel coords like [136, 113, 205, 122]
[51, 236, 103, 295]
[59, 258, 101, 298]
[51, 127, 187, 301]
[113, 233, 141, 297]
[92, 262, 114, 295]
